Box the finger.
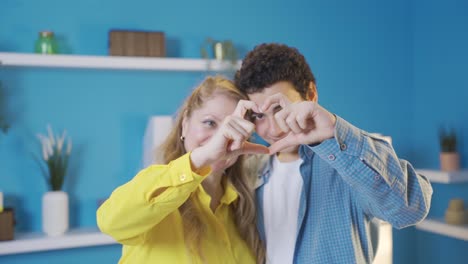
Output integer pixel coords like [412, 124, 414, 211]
[295, 102, 315, 129]
[224, 121, 251, 152]
[234, 142, 269, 155]
[261, 93, 290, 113]
[286, 114, 302, 134]
[226, 117, 253, 139]
[229, 120, 250, 139]
[229, 138, 243, 152]
[233, 100, 261, 119]
[274, 109, 290, 133]
[268, 135, 296, 154]
[243, 142, 269, 154]
[231, 116, 256, 134]
[296, 113, 308, 130]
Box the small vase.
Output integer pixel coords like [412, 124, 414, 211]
[35, 31, 58, 54]
[42, 191, 69, 236]
[440, 152, 460, 172]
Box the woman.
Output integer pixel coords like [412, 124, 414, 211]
[97, 76, 267, 263]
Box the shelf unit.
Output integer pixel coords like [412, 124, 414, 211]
[415, 170, 468, 241]
[0, 52, 240, 257]
[417, 169, 468, 183]
[0, 52, 240, 71]
[0, 52, 240, 256]
[416, 218, 468, 241]
[0, 228, 117, 256]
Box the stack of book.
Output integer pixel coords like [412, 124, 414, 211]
[109, 30, 165, 57]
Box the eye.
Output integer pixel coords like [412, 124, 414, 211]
[273, 105, 283, 113]
[251, 112, 265, 121]
[203, 120, 217, 128]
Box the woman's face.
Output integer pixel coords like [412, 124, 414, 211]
[182, 93, 238, 153]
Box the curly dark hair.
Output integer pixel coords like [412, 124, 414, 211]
[234, 43, 316, 99]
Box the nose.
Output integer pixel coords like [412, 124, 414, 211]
[267, 116, 285, 138]
[199, 129, 216, 146]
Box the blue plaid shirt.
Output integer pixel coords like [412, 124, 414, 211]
[255, 116, 433, 264]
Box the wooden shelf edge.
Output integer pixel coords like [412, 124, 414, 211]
[417, 169, 468, 183]
[0, 52, 241, 72]
[0, 228, 118, 256]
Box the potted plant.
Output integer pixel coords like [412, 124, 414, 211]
[36, 125, 72, 236]
[439, 127, 459, 172]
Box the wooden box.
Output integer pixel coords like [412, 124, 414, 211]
[0, 208, 14, 241]
[109, 30, 165, 57]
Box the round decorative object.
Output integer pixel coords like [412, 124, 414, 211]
[445, 198, 467, 225]
[448, 198, 464, 211]
[445, 210, 466, 225]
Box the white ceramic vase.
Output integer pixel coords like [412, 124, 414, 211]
[42, 191, 69, 236]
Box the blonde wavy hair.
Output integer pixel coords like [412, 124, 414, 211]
[158, 76, 265, 263]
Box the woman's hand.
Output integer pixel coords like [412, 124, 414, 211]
[191, 100, 269, 172]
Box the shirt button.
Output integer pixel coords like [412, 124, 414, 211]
[374, 175, 380, 180]
[328, 154, 336, 161]
[340, 143, 347, 150]
[179, 174, 187, 182]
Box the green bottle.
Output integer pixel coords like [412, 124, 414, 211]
[35, 31, 58, 54]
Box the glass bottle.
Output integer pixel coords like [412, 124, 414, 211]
[35, 31, 58, 54]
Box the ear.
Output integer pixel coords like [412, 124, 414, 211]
[306, 82, 318, 102]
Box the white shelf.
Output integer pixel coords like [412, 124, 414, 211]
[0, 52, 240, 72]
[0, 228, 117, 256]
[416, 218, 468, 241]
[417, 169, 468, 183]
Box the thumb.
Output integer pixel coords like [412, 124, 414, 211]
[242, 142, 269, 155]
[268, 135, 296, 154]
[232, 142, 269, 156]
[228, 139, 243, 152]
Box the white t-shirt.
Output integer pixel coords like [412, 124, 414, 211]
[263, 155, 303, 264]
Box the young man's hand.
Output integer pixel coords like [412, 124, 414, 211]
[261, 93, 337, 154]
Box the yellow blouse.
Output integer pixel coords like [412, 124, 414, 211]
[97, 153, 255, 264]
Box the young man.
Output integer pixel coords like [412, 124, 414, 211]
[234, 43, 433, 264]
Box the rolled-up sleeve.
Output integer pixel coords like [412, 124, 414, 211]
[310, 116, 433, 228]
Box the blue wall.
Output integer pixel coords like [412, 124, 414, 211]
[0, 0, 465, 263]
[412, 0, 468, 264]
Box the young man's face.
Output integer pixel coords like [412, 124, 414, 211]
[248, 81, 305, 153]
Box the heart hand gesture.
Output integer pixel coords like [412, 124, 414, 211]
[261, 93, 337, 154]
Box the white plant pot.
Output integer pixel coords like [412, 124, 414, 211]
[42, 191, 69, 236]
